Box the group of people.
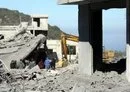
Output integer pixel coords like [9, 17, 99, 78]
[10, 56, 56, 71]
[44, 57, 56, 70]
[10, 58, 36, 69]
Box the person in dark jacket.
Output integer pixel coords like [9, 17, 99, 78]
[51, 58, 56, 70]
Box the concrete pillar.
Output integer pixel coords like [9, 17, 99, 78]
[78, 4, 102, 75]
[126, 0, 130, 82]
[91, 9, 102, 71]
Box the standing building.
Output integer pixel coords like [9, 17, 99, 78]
[57, 0, 130, 81]
[28, 14, 48, 36]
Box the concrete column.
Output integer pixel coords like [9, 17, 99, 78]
[126, 0, 130, 82]
[91, 10, 102, 71]
[78, 4, 93, 75]
[78, 4, 102, 75]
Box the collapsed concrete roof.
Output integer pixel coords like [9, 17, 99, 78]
[58, 0, 109, 4]
[58, 0, 126, 9]
[0, 26, 46, 70]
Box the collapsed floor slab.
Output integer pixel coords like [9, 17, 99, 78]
[0, 34, 46, 70]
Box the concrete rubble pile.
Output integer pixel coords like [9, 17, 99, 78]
[0, 64, 78, 92]
[0, 60, 13, 83]
[1, 63, 130, 92]
[0, 25, 130, 92]
[71, 71, 130, 92]
[0, 25, 46, 70]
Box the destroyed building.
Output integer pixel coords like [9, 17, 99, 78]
[0, 14, 48, 70]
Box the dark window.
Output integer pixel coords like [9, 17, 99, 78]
[67, 45, 76, 55]
[33, 18, 40, 27]
[30, 30, 33, 34]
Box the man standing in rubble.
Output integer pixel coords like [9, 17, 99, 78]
[44, 57, 51, 71]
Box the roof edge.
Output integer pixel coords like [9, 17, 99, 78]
[58, 0, 83, 4]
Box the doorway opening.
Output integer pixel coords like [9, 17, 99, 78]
[100, 9, 126, 74]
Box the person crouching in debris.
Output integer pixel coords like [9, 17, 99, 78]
[44, 57, 51, 71]
[28, 58, 36, 69]
[16, 59, 25, 69]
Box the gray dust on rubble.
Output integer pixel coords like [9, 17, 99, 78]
[1, 64, 130, 92]
[72, 71, 130, 92]
[0, 64, 78, 92]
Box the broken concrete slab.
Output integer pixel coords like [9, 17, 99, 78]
[6, 23, 29, 42]
[0, 34, 46, 70]
[71, 82, 88, 92]
[0, 47, 19, 55]
[27, 65, 41, 74]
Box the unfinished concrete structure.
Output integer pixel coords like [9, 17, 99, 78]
[57, 0, 130, 81]
[28, 14, 48, 36]
[0, 15, 48, 40]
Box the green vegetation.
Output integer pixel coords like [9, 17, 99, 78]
[0, 8, 31, 25]
[0, 8, 66, 39]
[48, 24, 66, 39]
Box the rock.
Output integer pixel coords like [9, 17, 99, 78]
[16, 60, 25, 69]
[36, 73, 43, 79]
[28, 65, 41, 74]
[71, 83, 88, 92]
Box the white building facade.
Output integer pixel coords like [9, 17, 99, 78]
[47, 40, 79, 61]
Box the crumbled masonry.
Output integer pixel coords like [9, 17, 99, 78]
[0, 26, 46, 70]
[0, 64, 130, 92]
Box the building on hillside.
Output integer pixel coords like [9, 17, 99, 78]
[0, 14, 48, 40]
[57, 0, 130, 81]
[28, 14, 48, 36]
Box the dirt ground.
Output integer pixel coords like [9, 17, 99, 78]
[0, 64, 130, 92]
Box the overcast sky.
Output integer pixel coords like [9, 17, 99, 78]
[0, 0, 126, 51]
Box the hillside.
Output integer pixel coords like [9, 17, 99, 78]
[0, 8, 65, 39]
[0, 8, 31, 25]
[48, 24, 66, 39]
